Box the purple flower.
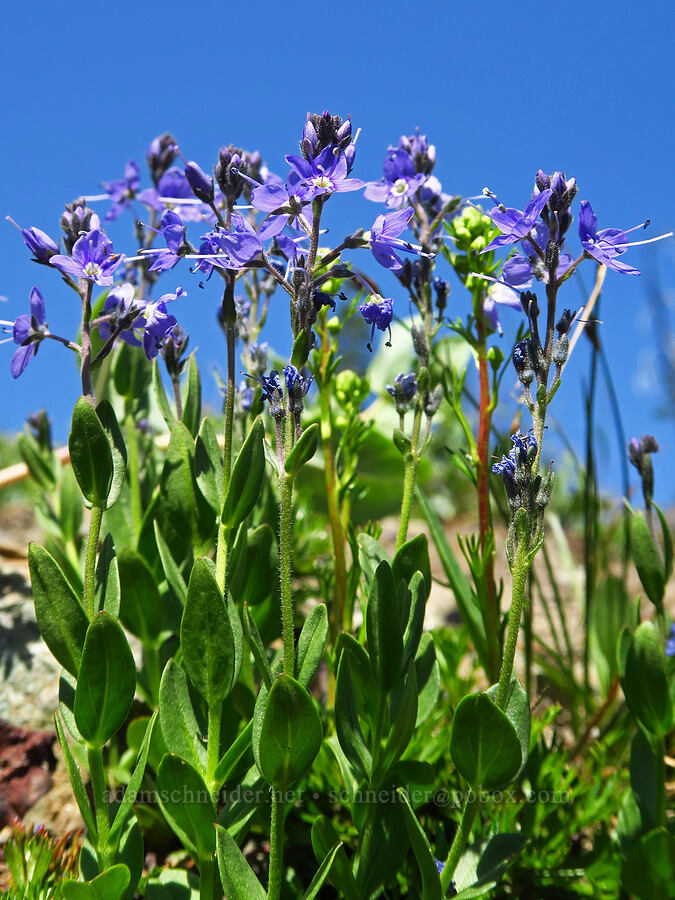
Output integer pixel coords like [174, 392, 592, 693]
[8, 219, 59, 263]
[369, 207, 429, 272]
[184, 160, 214, 204]
[190, 216, 263, 272]
[138, 167, 204, 222]
[483, 189, 553, 252]
[358, 296, 394, 352]
[501, 224, 574, 290]
[98, 283, 141, 347]
[285, 146, 365, 201]
[141, 209, 186, 273]
[578, 201, 641, 275]
[386, 372, 418, 415]
[666, 623, 675, 657]
[238, 380, 255, 412]
[0, 287, 48, 378]
[140, 288, 184, 360]
[398, 130, 436, 174]
[283, 364, 313, 399]
[50, 229, 124, 286]
[101, 160, 140, 220]
[364, 148, 427, 208]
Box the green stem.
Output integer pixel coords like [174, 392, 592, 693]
[206, 700, 222, 804]
[79, 280, 94, 402]
[440, 790, 480, 891]
[215, 323, 236, 592]
[87, 745, 111, 868]
[267, 790, 285, 900]
[318, 373, 348, 637]
[396, 400, 423, 551]
[84, 504, 103, 620]
[125, 411, 142, 542]
[495, 522, 530, 709]
[279, 472, 296, 676]
[199, 857, 215, 900]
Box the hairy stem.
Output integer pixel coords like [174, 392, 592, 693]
[125, 410, 142, 542]
[215, 322, 236, 592]
[496, 520, 530, 708]
[279, 472, 296, 676]
[440, 790, 480, 891]
[267, 791, 285, 900]
[83, 504, 103, 620]
[87, 745, 111, 868]
[79, 280, 94, 402]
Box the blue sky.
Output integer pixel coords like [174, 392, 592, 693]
[1, 0, 674, 501]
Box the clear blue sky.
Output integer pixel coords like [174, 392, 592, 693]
[1, 0, 674, 501]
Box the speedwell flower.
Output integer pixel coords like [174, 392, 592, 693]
[358, 296, 394, 352]
[0, 287, 48, 378]
[368, 207, 432, 272]
[50, 229, 123, 287]
[483, 188, 552, 251]
[364, 148, 427, 208]
[101, 160, 140, 220]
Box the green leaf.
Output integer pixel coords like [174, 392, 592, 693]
[243, 604, 273, 689]
[145, 868, 199, 899]
[17, 430, 56, 490]
[631, 510, 665, 608]
[285, 422, 319, 475]
[62, 865, 130, 900]
[109, 711, 157, 845]
[96, 400, 127, 509]
[258, 673, 323, 789]
[357, 534, 389, 592]
[95, 534, 120, 618]
[113, 340, 151, 400]
[221, 418, 266, 530]
[397, 788, 442, 900]
[296, 603, 328, 688]
[181, 558, 237, 704]
[654, 502, 673, 582]
[213, 721, 254, 790]
[195, 416, 224, 513]
[69, 397, 113, 506]
[485, 678, 531, 779]
[416, 487, 489, 672]
[29, 542, 88, 677]
[621, 828, 675, 900]
[415, 633, 440, 727]
[215, 824, 266, 900]
[182, 355, 202, 438]
[159, 659, 207, 773]
[367, 560, 403, 692]
[335, 651, 372, 781]
[74, 612, 136, 749]
[291, 329, 310, 368]
[118, 547, 163, 644]
[301, 841, 342, 900]
[392, 534, 432, 599]
[311, 817, 360, 900]
[59, 465, 83, 543]
[401, 571, 427, 675]
[630, 729, 662, 832]
[622, 621, 672, 735]
[161, 421, 214, 545]
[376, 662, 418, 781]
[157, 754, 215, 860]
[450, 693, 521, 791]
[590, 575, 632, 694]
[153, 522, 187, 607]
[152, 358, 176, 429]
[230, 524, 276, 608]
[453, 833, 528, 898]
[336, 633, 379, 726]
[54, 713, 96, 837]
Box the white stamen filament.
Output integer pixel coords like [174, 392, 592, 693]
[610, 231, 673, 250]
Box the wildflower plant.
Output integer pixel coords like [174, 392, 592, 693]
[2, 114, 673, 900]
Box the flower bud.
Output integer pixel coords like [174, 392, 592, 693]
[185, 161, 214, 204]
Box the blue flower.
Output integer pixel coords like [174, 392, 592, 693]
[101, 160, 140, 220]
[140, 288, 184, 360]
[98, 283, 142, 347]
[578, 201, 641, 276]
[369, 207, 430, 272]
[50, 229, 124, 287]
[483, 189, 553, 252]
[8, 218, 59, 263]
[141, 209, 186, 273]
[358, 296, 394, 352]
[0, 287, 48, 378]
[386, 372, 418, 415]
[285, 146, 365, 201]
[666, 624, 675, 657]
[364, 148, 427, 208]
